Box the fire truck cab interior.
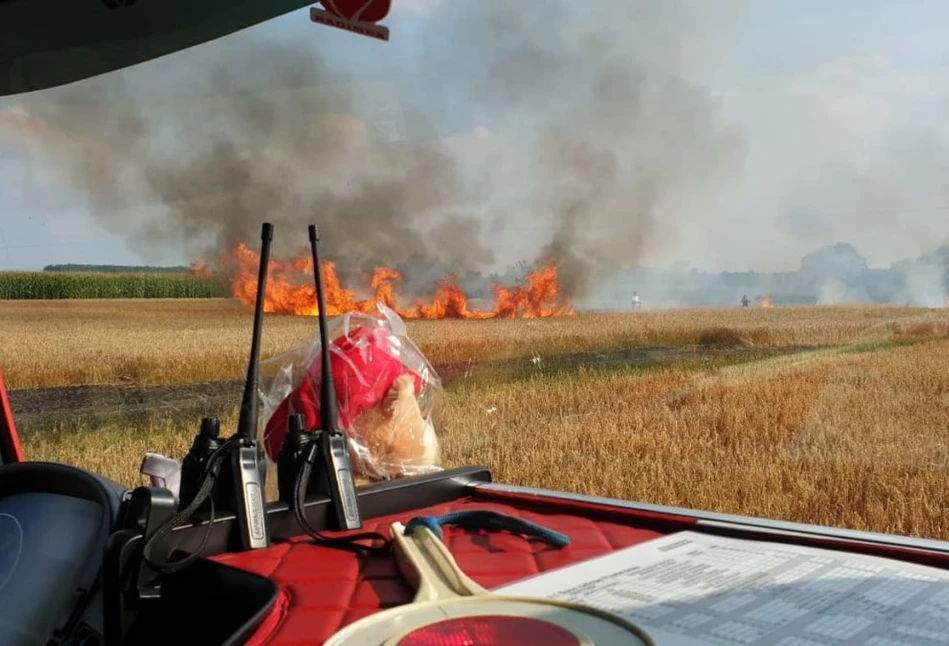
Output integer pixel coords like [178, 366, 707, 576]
[6, 3, 949, 646]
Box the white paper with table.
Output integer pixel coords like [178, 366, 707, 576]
[494, 530, 949, 645]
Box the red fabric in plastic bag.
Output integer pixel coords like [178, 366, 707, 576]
[264, 325, 424, 460]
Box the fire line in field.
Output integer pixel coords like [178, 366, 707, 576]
[198, 243, 574, 319]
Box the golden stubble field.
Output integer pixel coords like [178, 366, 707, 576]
[0, 298, 940, 389]
[4, 298, 949, 539]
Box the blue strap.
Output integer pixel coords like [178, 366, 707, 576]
[404, 510, 570, 548]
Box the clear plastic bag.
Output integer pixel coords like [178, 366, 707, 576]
[260, 303, 443, 483]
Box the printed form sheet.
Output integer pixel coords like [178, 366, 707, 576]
[494, 531, 949, 645]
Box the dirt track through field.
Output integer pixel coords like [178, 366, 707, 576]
[8, 344, 813, 430]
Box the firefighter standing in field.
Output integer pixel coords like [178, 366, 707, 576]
[631, 291, 641, 311]
[741, 295, 750, 308]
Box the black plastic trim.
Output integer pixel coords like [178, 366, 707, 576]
[181, 559, 281, 646]
[154, 465, 491, 558]
[104, 529, 143, 646]
[113, 553, 280, 646]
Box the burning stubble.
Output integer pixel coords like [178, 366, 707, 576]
[0, 1, 746, 306]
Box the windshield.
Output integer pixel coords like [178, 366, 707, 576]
[1, 1, 948, 542]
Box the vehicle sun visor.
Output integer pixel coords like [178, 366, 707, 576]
[0, 0, 313, 96]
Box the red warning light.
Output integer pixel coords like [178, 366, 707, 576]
[311, 0, 392, 41]
[395, 615, 581, 646]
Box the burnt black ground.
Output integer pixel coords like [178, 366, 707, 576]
[8, 345, 814, 432]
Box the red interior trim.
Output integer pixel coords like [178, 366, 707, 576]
[475, 487, 949, 568]
[227, 485, 949, 644]
[222, 496, 668, 645]
[0, 366, 24, 463]
[247, 587, 291, 646]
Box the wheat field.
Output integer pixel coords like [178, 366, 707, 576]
[0, 298, 940, 390]
[6, 298, 949, 539]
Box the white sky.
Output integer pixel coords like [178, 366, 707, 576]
[2, 0, 949, 272]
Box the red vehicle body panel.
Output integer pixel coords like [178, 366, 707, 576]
[0, 366, 25, 463]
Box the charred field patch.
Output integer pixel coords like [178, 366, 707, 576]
[8, 343, 814, 430]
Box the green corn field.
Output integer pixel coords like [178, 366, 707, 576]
[0, 272, 232, 299]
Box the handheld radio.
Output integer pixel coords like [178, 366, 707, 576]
[275, 224, 389, 555]
[178, 417, 221, 510]
[307, 224, 362, 532]
[228, 222, 273, 550]
[277, 413, 308, 502]
[160, 222, 274, 567]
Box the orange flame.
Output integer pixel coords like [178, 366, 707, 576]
[760, 296, 772, 308]
[218, 244, 574, 319]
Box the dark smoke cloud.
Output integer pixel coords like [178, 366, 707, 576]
[2, 1, 746, 302]
[1, 38, 494, 283]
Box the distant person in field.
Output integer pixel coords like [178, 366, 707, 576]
[631, 291, 641, 310]
[741, 295, 750, 308]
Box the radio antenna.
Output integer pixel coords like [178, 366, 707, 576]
[236, 222, 273, 441]
[309, 224, 340, 434]
[230, 222, 274, 550]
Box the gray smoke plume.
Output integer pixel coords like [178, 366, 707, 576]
[578, 241, 948, 311]
[1, 1, 746, 302]
[416, 0, 746, 299]
[2, 39, 494, 282]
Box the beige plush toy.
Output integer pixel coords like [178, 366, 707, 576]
[348, 374, 440, 485]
